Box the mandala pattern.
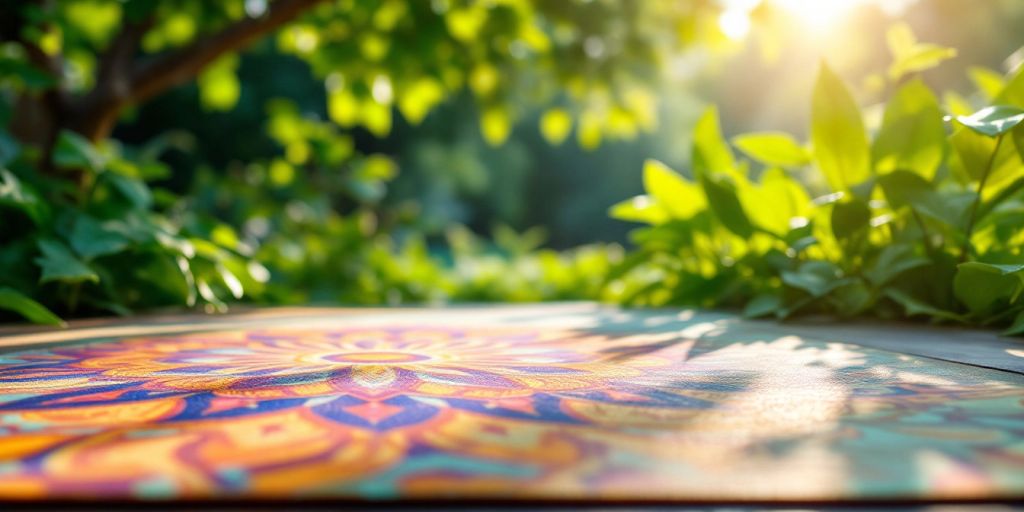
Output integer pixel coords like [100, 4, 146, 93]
[0, 314, 1023, 502]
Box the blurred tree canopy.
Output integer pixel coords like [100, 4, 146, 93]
[0, 0, 725, 323]
[2, 0, 723, 153]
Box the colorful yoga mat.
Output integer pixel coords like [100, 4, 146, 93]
[0, 306, 1022, 502]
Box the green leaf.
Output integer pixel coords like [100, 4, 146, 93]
[691, 106, 736, 178]
[875, 170, 972, 228]
[865, 244, 930, 286]
[782, 261, 847, 298]
[872, 79, 945, 179]
[732, 132, 809, 168]
[811, 64, 870, 191]
[743, 293, 782, 318]
[889, 45, 957, 82]
[831, 280, 873, 317]
[70, 216, 131, 260]
[1004, 311, 1024, 336]
[954, 105, 1024, 137]
[0, 287, 64, 326]
[104, 172, 153, 209]
[830, 200, 870, 240]
[969, 67, 1006, 101]
[885, 289, 966, 322]
[35, 239, 99, 284]
[53, 130, 104, 171]
[948, 123, 1020, 186]
[608, 196, 669, 225]
[0, 169, 47, 224]
[699, 173, 753, 238]
[743, 167, 811, 236]
[642, 159, 706, 219]
[954, 262, 1024, 315]
[877, 170, 932, 210]
[996, 63, 1024, 107]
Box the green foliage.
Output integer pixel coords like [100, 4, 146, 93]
[609, 30, 1024, 333]
[1, 0, 714, 324]
[0, 126, 260, 321]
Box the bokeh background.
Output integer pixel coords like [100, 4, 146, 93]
[117, 0, 1024, 248]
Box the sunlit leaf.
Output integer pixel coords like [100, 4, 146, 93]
[609, 196, 670, 225]
[872, 78, 944, 178]
[732, 132, 809, 168]
[642, 159, 706, 220]
[969, 67, 1006, 100]
[811, 64, 870, 191]
[954, 105, 1024, 137]
[691, 106, 736, 178]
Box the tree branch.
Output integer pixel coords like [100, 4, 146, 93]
[70, 18, 155, 141]
[72, 0, 326, 142]
[130, 0, 326, 104]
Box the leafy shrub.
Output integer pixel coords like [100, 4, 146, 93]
[609, 27, 1024, 333]
[0, 127, 262, 324]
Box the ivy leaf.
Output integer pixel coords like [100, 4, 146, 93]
[35, 239, 99, 284]
[872, 78, 945, 179]
[732, 132, 809, 168]
[0, 287, 64, 326]
[812, 63, 870, 191]
[954, 105, 1024, 137]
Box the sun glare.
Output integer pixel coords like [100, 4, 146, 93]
[774, 0, 866, 31]
[719, 0, 914, 40]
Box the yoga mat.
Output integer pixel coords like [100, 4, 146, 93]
[0, 306, 1021, 503]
